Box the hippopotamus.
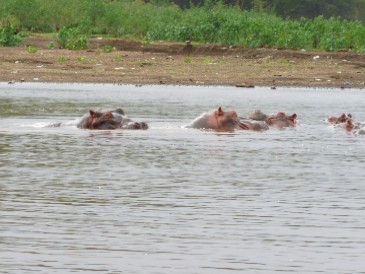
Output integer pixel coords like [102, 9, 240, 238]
[266, 112, 297, 128]
[327, 113, 352, 124]
[328, 113, 365, 135]
[185, 106, 268, 131]
[186, 106, 260, 131]
[244, 110, 297, 128]
[77, 108, 148, 130]
[336, 119, 365, 135]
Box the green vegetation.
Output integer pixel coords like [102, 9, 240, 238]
[57, 56, 68, 62]
[146, 5, 365, 52]
[56, 27, 87, 50]
[0, 0, 365, 52]
[184, 57, 192, 63]
[113, 55, 122, 62]
[47, 41, 55, 49]
[76, 57, 94, 62]
[27, 45, 37, 53]
[103, 45, 114, 53]
[0, 18, 22, 46]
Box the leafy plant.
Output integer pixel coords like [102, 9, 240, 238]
[113, 55, 122, 62]
[76, 57, 94, 62]
[27, 45, 37, 53]
[184, 57, 192, 63]
[103, 45, 114, 53]
[47, 42, 55, 49]
[56, 27, 87, 50]
[57, 56, 68, 62]
[0, 19, 23, 46]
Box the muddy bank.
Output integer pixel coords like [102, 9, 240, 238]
[0, 36, 364, 88]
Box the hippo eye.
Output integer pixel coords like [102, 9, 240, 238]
[104, 112, 113, 119]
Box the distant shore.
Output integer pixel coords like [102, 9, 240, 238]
[0, 36, 364, 88]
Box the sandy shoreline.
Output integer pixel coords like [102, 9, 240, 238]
[0, 36, 364, 88]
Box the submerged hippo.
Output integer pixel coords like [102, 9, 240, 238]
[186, 106, 268, 131]
[335, 119, 365, 135]
[245, 110, 297, 128]
[239, 119, 269, 131]
[186, 106, 249, 131]
[77, 108, 148, 130]
[328, 113, 365, 135]
[266, 112, 297, 128]
[327, 113, 353, 124]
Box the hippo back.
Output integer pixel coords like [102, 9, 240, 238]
[185, 112, 211, 129]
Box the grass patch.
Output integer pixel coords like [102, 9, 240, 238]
[113, 55, 122, 62]
[76, 57, 95, 62]
[57, 56, 68, 62]
[47, 42, 55, 49]
[103, 45, 114, 53]
[184, 57, 192, 63]
[27, 45, 37, 53]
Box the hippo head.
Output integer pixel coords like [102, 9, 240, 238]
[209, 106, 240, 130]
[343, 119, 354, 131]
[188, 106, 240, 130]
[266, 112, 297, 128]
[87, 110, 122, 129]
[327, 113, 352, 124]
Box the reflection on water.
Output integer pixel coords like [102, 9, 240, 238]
[1, 83, 365, 273]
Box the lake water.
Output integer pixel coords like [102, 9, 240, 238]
[1, 82, 365, 274]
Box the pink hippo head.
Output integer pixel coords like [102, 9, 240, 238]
[188, 106, 241, 131]
[327, 113, 352, 124]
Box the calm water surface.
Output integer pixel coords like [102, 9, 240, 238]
[1, 83, 365, 274]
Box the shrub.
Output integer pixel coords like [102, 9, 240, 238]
[47, 42, 55, 49]
[27, 45, 37, 53]
[56, 27, 87, 50]
[0, 19, 23, 46]
[103, 45, 114, 53]
[57, 56, 68, 62]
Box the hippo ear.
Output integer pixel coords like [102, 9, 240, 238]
[89, 110, 99, 118]
[291, 113, 297, 120]
[217, 106, 223, 116]
[114, 108, 125, 115]
[348, 113, 352, 119]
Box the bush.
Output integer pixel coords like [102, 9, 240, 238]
[103, 45, 114, 53]
[27, 45, 37, 53]
[56, 27, 87, 50]
[0, 19, 23, 46]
